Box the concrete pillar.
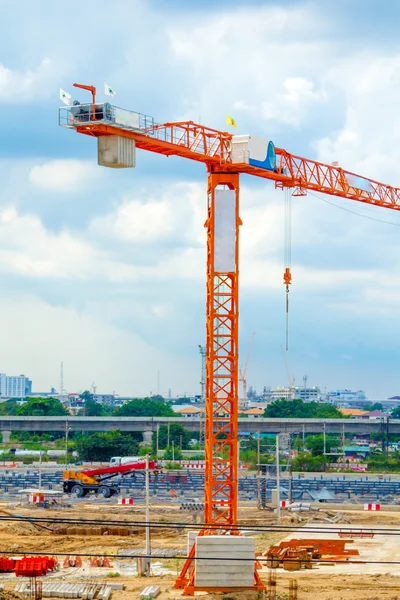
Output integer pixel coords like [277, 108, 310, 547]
[142, 430, 153, 444]
[1, 431, 11, 443]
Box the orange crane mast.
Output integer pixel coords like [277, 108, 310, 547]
[60, 85, 400, 594]
[239, 332, 256, 405]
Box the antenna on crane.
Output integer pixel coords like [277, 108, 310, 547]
[283, 187, 292, 350]
[239, 332, 255, 406]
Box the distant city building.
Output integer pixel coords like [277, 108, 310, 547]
[0, 374, 32, 398]
[324, 389, 367, 407]
[271, 386, 293, 400]
[294, 386, 321, 402]
[93, 394, 115, 405]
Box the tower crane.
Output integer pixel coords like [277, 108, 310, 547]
[239, 332, 255, 404]
[60, 85, 400, 595]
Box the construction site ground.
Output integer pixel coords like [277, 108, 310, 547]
[1, 502, 400, 599]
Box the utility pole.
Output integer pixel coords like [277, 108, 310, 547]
[167, 422, 170, 448]
[65, 421, 69, 468]
[276, 434, 280, 523]
[145, 454, 151, 573]
[288, 435, 292, 505]
[386, 416, 390, 458]
[156, 424, 159, 459]
[323, 422, 326, 455]
[39, 438, 42, 491]
[257, 433, 261, 508]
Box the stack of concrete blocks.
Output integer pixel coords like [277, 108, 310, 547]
[15, 582, 122, 599]
[195, 536, 255, 589]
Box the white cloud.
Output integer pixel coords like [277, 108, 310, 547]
[90, 182, 205, 245]
[0, 206, 137, 281]
[166, 5, 331, 128]
[262, 77, 326, 126]
[315, 53, 400, 184]
[29, 160, 102, 193]
[0, 58, 56, 102]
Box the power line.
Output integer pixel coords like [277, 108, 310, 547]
[308, 190, 400, 227]
[4, 514, 400, 536]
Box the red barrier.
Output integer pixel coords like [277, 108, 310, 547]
[0, 557, 15, 572]
[15, 556, 58, 577]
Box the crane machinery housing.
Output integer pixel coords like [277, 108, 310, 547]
[60, 84, 400, 595]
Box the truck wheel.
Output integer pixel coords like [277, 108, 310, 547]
[71, 485, 84, 498]
[98, 486, 111, 498]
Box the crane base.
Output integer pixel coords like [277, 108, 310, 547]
[175, 534, 266, 595]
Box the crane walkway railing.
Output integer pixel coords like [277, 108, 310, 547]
[59, 103, 155, 133]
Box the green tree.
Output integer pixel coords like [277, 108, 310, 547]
[264, 399, 343, 419]
[114, 398, 174, 417]
[152, 423, 191, 453]
[370, 402, 384, 412]
[292, 452, 329, 472]
[391, 407, 400, 419]
[163, 445, 183, 460]
[75, 430, 139, 462]
[79, 390, 94, 403]
[80, 399, 110, 416]
[305, 434, 340, 457]
[17, 397, 69, 416]
[0, 400, 20, 415]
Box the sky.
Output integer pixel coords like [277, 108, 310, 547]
[1, 0, 400, 399]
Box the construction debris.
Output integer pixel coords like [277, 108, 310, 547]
[264, 538, 360, 570]
[338, 529, 374, 538]
[289, 510, 352, 525]
[140, 586, 160, 599]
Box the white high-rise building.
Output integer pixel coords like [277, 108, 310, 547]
[0, 374, 32, 398]
[271, 386, 293, 400]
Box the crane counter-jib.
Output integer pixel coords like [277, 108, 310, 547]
[59, 101, 400, 209]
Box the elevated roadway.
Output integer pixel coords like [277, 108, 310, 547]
[0, 416, 395, 438]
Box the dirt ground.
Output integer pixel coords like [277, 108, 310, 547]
[1, 502, 400, 599]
